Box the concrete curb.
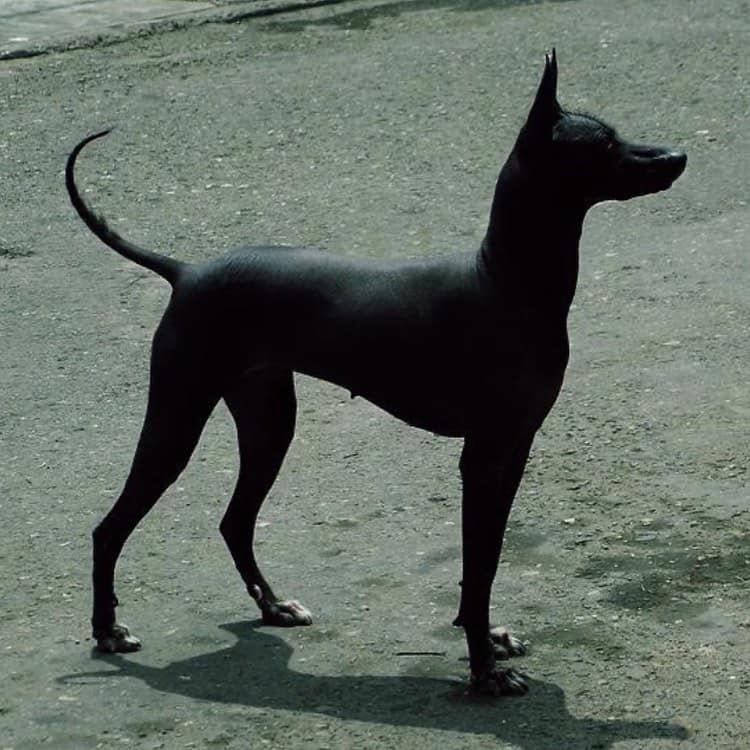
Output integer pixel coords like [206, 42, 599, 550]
[0, 0, 354, 61]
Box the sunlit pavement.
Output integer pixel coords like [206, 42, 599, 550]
[0, 0, 329, 58]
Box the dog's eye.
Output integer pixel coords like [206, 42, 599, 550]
[605, 140, 616, 152]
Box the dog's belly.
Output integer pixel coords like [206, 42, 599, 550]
[290, 343, 495, 439]
[287, 324, 569, 440]
[365, 394, 468, 438]
[335, 372, 470, 438]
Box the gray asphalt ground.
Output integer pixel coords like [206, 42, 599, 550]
[1, 1, 749, 749]
[0, 0, 341, 58]
[0, 0, 211, 57]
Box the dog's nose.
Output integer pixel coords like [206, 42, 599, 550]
[664, 150, 687, 175]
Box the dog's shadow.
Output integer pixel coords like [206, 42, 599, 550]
[60, 622, 687, 748]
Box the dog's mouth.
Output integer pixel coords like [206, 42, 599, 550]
[618, 148, 687, 199]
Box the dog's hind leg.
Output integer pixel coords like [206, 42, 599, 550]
[220, 367, 312, 627]
[91, 341, 221, 653]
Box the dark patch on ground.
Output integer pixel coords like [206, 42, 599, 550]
[263, 0, 579, 32]
[0, 238, 33, 258]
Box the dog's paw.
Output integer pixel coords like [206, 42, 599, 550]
[95, 623, 142, 653]
[490, 626, 528, 659]
[470, 667, 529, 697]
[262, 599, 313, 627]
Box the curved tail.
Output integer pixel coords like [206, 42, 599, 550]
[66, 129, 184, 285]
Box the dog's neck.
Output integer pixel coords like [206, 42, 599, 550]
[480, 154, 586, 317]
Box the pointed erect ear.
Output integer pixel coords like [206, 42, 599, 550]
[524, 48, 561, 138]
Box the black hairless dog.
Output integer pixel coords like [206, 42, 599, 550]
[67, 51, 686, 695]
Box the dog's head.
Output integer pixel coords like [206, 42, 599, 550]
[516, 50, 687, 206]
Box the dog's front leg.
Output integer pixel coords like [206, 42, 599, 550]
[455, 432, 534, 695]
